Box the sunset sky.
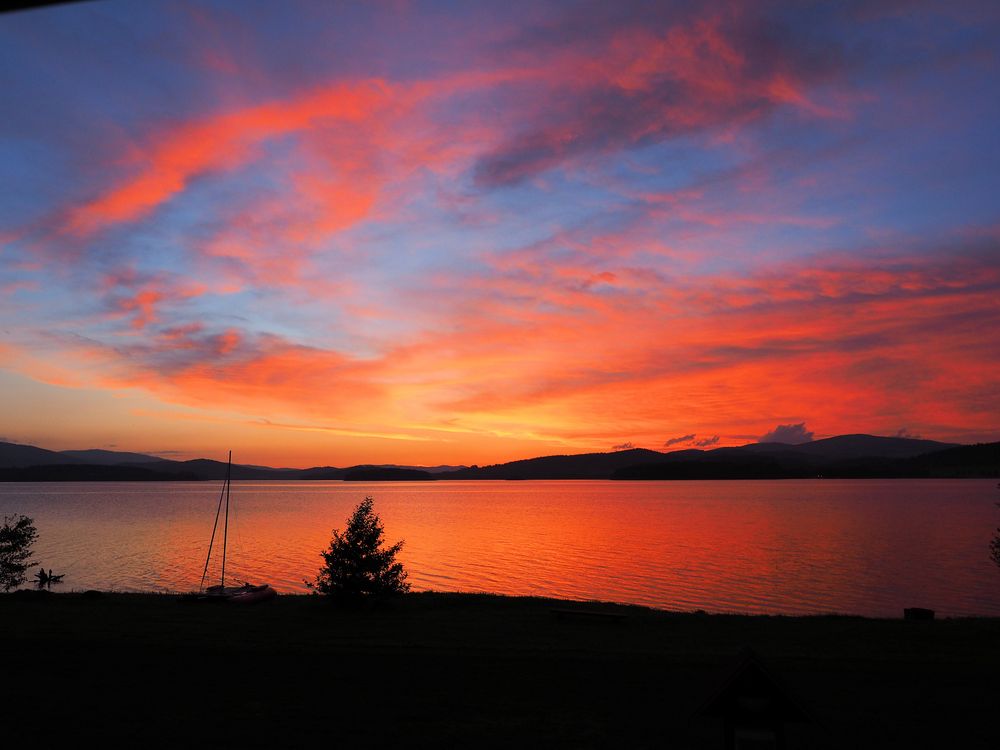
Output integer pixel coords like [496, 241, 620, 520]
[1, 0, 998, 467]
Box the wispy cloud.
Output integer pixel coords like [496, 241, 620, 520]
[665, 434, 695, 447]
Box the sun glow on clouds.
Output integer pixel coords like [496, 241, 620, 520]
[1, 1, 998, 465]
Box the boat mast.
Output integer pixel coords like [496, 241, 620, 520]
[221, 450, 231, 590]
[198, 450, 230, 593]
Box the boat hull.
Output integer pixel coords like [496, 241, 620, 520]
[187, 584, 277, 604]
[228, 584, 277, 604]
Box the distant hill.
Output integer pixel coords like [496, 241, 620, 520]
[128, 459, 303, 481]
[297, 466, 348, 480]
[1, 442, 172, 469]
[436, 436, 965, 481]
[437, 448, 668, 480]
[59, 449, 168, 465]
[613, 441, 999, 480]
[343, 467, 434, 481]
[0, 441, 86, 468]
[374, 464, 467, 474]
[742, 434, 959, 461]
[1, 435, 995, 481]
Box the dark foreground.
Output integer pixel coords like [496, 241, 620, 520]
[2, 592, 998, 748]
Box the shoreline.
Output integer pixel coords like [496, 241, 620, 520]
[11, 587, 998, 621]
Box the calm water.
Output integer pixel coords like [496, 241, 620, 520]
[2, 479, 998, 617]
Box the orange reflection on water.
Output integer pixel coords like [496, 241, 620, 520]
[3, 479, 998, 616]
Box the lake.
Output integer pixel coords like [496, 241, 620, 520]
[2, 479, 998, 617]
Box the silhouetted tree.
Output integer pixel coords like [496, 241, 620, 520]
[310, 496, 409, 599]
[1, 514, 38, 592]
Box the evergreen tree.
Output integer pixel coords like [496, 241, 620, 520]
[310, 496, 409, 598]
[1, 514, 38, 592]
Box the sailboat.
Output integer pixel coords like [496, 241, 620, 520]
[194, 451, 277, 604]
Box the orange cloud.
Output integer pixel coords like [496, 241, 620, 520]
[4, 242, 999, 463]
[63, 81, 395, 237]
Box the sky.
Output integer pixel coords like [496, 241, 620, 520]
[1, 0, 998, 467]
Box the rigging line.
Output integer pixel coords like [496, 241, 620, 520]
[221, 450, 231, 589]
[198, 453, 228, 593]
[226, 476, 244, 581]
[232, 492, 246, 580]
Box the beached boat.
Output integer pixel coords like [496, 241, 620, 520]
[192, 451, 277, 604]
[204, 583, 276, 604]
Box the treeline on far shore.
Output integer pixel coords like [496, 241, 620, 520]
[0, 464, 203, 482]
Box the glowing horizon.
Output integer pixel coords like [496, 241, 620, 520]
[1, 1, 998, 467]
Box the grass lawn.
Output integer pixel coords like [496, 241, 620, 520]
[2, 591, 998, 748]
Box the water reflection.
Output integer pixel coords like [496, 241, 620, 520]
[1, 479, 997, 617]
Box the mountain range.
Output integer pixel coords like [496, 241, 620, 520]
[0, 441, 465, 480]
[0, 434, 997, 481]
